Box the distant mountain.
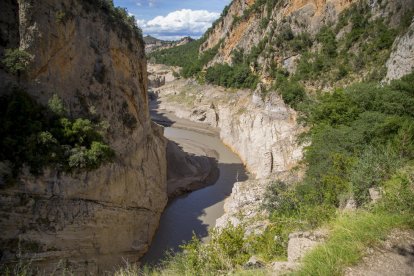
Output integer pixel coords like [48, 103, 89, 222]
[144, 35, 194, 54]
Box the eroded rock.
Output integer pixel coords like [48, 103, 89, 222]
[0, 0, 167, 272]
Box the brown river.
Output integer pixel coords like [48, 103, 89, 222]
[142, 120, 248, 264]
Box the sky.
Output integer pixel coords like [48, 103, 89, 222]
[113, 0, 232, 40]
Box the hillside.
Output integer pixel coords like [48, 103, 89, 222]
[145, 35, 194, 53]
[144, 0, 414, 275]
[151, 0, 414, 95]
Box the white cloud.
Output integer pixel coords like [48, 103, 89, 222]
[135, 0, 155, 8]
[136, 9, 220, 40]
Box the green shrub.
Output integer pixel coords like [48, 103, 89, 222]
[80, 0, 143, 42]
[2, 49, 32, 75]
[156, 225, 250, 275]
[0, 87, 114, 180]
[48, 94, 67, 116]
[205, 63, 258, 89]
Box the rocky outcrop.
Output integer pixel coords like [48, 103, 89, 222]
[385, 21, 414, 82]
[0, 0, 167, 273]
[150, 68, 304, 233]
[201, 0, 414, 83]
[215, 179, 270, 234]
[148, 64, 178, 89]
[166, 139, 219, 198]
[201, 0, 358, 64]
[272, 230, 328, 274]
[153, 78, 304, 180]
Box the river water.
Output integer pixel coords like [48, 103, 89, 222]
[142, 126, 248, 264]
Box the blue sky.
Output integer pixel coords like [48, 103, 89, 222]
[113, 0, 232, 40]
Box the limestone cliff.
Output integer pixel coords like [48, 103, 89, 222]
[385, 21, 414, 82]
[200, 0, 414, 85]
[150, 68, 304, 236]
[0, 0, 167, 273]
[152, 78, 303, 181]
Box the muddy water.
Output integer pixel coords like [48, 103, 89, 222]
[142, 126, 248, 264]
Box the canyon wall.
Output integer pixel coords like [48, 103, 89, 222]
[152, 77, 304, 181]
[150, 72, 304, 233]
[200, 0, 414, 85]
[0, 0, 167, 273]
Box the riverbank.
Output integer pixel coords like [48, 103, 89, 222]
[142, 103, 249, 264]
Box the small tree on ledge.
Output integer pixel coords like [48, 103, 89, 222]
[2, 48, 32, 75]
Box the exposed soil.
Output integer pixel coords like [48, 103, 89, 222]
[345, 229, 414, 276]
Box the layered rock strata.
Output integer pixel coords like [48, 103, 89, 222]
[0, 1, 167, 273]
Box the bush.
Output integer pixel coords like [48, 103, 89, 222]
[278, 79, 306, 109]
[156, 225, 250, 275]
[2, 49, 32, 75]
[0, 87, 114, 180]
[205, 63, 258, 89]
[80, 0, 143, 42]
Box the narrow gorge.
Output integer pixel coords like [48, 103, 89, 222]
[1, 0, 414, 275]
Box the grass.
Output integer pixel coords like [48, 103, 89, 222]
[295, 211, 412, 276]
[295, 166, 414, 276]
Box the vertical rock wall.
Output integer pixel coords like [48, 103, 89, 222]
[0, 0, 167, 273]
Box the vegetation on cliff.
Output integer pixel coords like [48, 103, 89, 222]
[2, 49, 32, 75]
[148, 39, 259, 89]
[0, 86, 114, 184]
[131, 70, 414, 275]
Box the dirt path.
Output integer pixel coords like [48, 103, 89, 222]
[345, 229, 414, 276]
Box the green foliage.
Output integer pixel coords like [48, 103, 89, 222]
[2, 49, 32, 75]
[80, 0, 143, 42]
[155, 225, 250, 275]
[205, 63, 258, 89]
[302, 76, 414, 206]
[296, 211, 413, 276]
[148, 40, 202, 71]
[294, 1, 409, 84]
[297, 167, 414, 275]
[48, 94, 67, 116]
[278, 79, 306, 109]
[258, 74, 414, 263]
[0, 87, 114, 181]
[148, 39, 222, 79]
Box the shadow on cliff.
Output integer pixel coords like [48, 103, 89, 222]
[143, 92, 249, 265]
[149, 91, 175, 127]
[142, 162, 248, 266]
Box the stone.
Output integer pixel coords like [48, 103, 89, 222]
[245, 256, 265, 268]
[287, 230, 328, 263]
[343, 197, 357, 211]
[384, 21, 414, 82]
[272, 261, 299, 274]
[369, 188, 382, 203]
[283, 55, 301, 74]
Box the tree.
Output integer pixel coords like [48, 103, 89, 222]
[2, 49, 32, 75]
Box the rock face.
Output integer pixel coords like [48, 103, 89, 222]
[166, 139, 219, 198]
[201, 0, 358, 65]
[200, 0, 414, 83]
[271, 230, 328, 274]
[148, 64, 178, 89]
[153, 79, 304, 180]
[385, 21, 414, 82]
[0, 0, 167, 273]
[150, 72, 304, 232]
